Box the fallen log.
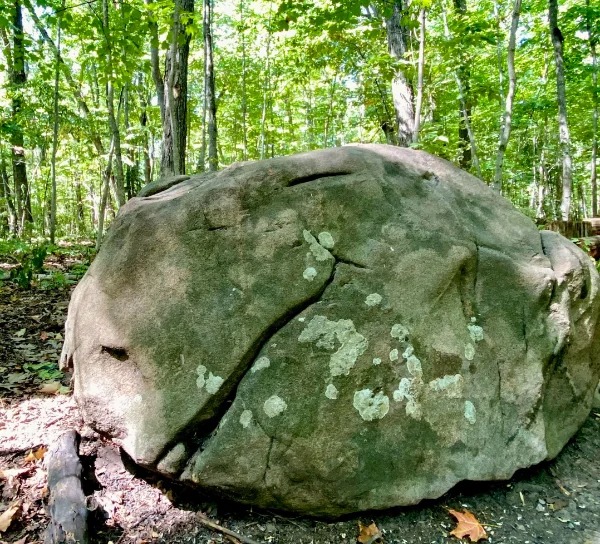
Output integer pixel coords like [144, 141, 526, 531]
[45, 430, 88, 544]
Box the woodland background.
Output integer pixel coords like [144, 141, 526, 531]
[0, 0, 598, 244]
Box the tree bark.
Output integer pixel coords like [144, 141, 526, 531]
[386, 0, 414, 147]
[160, 0, 194, 176]
[203, 0, 217, 171]
[102, 0, 126, 207]
[586, 0, 598, 216]
[494, 0, 522, 191]
[11, 0, 33, 234]
[50, 0, 63, 244]
[548, 0, 573, 221]
[239, 0, 248, 160]
[0, 153, 17, 235]
[413, 7, 426, 144]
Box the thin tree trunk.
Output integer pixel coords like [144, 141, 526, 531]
[239, 0, 248, 161]
[441, 5, 482, 178]
[50, 0, 63, 244]
[0, 153, 17, 234]
[140, 94, 152, 185]
[494, 0, 522, 191]
[493, 0, 505, 107]
[413, 7, 426, 144]
[161, 0, 194, 176]
[586, 0, 598, 216]
[204, 0, 217, 171]
[548, 0, 573, 221]
[259, 5, 272, 159]
[102, 0, 126, 207]
[386, 0, 414, 147]
[96, 138, 115, 250]
[11, 0, 32, 234]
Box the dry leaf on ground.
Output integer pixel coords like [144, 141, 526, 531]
[23, 445, 47, 463]
[38, 382, 61, 395]
[0, 502, 21, 532]
[448, 509, 488, 542]
[357, 521, 383, 544]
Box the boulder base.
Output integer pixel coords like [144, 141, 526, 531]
[62, 145, 600, 516]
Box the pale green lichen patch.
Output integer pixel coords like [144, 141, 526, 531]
[353, 389, 389, 421]
[468, 323, 484, 343]
[196, 364, 207, 389]
[464, 400, 476, 424]
[429, 374, 463, 398]
[303, 230, 332, 261]
[303, 267, 317, 281]
[325, 384, 338, 399]
[365, 293, 382, 307]
[298, 316, 368, 376]
[205, 373, 225, 394]
[373, 357, 382, 366]
[391, 323, 410, 341]
[251, 356, 271, 373]
[263, 395, 287, 418]
[389, 349, 399, 362]
[402, 344, 414, 359]
[239, 409, 253, 428]
[317, 231, 335, 249]
[465, 343, 475, 361]
[406, 355, 422, 377]
[393, 378, 423, 419]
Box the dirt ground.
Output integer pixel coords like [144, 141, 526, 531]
[1, 275, 600, 544]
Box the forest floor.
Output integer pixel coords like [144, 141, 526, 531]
[1, 248, 600, 544]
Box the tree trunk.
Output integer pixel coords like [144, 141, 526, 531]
[203, 0, 217, 171]
[412, 7, 426, 144]
[11, 0, 32, 234]
[441, 4, 482, 178]
[386, 0, 414, 147]
[548, 0, 573, 221]
[50, 0, 63, 244]
[160, 0, 194, 176]
[586, 0, 598, 216]
[494, 0, 522, 191]
[97, 138, 115, 250]
[453, 0, 473, 170]
[239, 0, 248, 161]
[102, 0, 126, 207]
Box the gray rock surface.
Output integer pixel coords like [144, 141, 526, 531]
[61, 144, 600, 516]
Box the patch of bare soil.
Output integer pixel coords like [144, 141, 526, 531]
[1, 278, 600, 544]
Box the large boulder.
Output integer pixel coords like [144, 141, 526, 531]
[61, 145, 600, 516]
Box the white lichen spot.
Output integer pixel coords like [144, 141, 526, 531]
[196, 364, 207, 389]
[365, 293, 383, 307]
[325, 384, 339, 400]
[402, 344, 414, 359]
[263, 395, 287, 418]
[391, 323, 410, 341]
[465, 343, 475, 361]
[389, 349, 399, 362]
[205, 373, 225, 394]
[353, 389, 390, 421]
[468, 324, 484, 343]
[373, 357, 382, 366]
[133, 394, 142, 404]
[303, 267, 317, 281]
[298, 317, 306, 322]
[429, 374, 463, 398]
[464, 400, 476, 424]
[393, 378, 413, 402]
[251, 356, 271, 373]
[406, 355, 422, 377]
[317, 231, 335, 249]
[239, 409, 253, 428]
[471, 317, 477, 323]
[303, 230, 332, 261]
[298, 316, 368, 376]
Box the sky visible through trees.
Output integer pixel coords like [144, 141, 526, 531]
[0, 0, 598, 240]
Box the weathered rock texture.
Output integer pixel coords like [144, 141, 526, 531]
[61, 144, 600, 516]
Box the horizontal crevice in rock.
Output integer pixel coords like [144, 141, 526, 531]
[287, 171, 352, 187]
